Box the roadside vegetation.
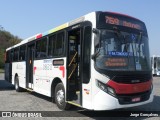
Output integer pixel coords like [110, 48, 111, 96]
[0, 26, 21, 70]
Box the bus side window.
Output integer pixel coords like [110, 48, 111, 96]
[36, 38, 47, 59]
[48, 32, 64, 57]
[48, 34, 56, 57]
[5, 51, 9, 63]
[10, 50, 14, 62]
[55, 32, 65, 56]
[19, 45, 26, 61]
[13, 48, 19, 62]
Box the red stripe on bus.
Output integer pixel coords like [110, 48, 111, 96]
[59, 66, 65, 78]
[107, 80, 152, 94]
[36, 34, 42, 39]
[33, 67, 37, 74]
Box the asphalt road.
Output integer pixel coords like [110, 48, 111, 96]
[0, 73, 160, 120]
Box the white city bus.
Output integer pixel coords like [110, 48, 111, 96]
[151, 55, 160, 76]
[5, 11, 153, 110]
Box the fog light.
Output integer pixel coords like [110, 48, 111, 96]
[107, 86, 115, 96]
[96, 80, 116, 97]
[97, 80, 108, 93]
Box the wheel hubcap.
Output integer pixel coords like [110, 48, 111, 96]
[56, 89, 64, 105]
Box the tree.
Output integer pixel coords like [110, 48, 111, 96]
[0, 29, 21, 68]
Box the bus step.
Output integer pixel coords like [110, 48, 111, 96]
[26, 88, 34, 92]
[67, 91, 81, 105]
[67, 101, 81, 107]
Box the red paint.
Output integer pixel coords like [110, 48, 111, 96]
[33, 67, 37, 74]
[107, 80, 152, 94]
[59, 66, 65, 78]
[36, 34, 42, 39]
[84, 89, 90, 91]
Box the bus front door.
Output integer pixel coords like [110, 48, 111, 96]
[26, 44, 35, 89]
[67, 28, 82, 105]
[67, 24, 92, 108]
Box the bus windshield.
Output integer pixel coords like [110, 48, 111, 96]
[95, 29, 151, 71]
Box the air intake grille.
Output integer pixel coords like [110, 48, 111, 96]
[117, 90, 151, 105]
[112, 74, 152, 84]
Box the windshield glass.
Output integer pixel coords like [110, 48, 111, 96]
[95, 29, 151, 71]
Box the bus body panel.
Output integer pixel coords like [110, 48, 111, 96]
[12, 62, 26, 88]
[33, 58, 67, 97]
[93, 87, 153, 110]
[91, 69, 153, 110]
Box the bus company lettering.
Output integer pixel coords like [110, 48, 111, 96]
[43, 59, 52, 63]
[16, 64, 23, 70]
[43, 64, 52, 70]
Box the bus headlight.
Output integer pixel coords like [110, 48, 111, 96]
[96, 80, 116, 97]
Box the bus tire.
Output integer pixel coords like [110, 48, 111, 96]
[55, 83, 70, 110]
[15, 76, 23, 92]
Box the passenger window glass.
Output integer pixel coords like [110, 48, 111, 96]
[14, 48, 19, 61]
[48, 32, 65, 57]
[19, 45, 26, 61]
[36, 38, 47, 58]
[56, 32, 64, 56]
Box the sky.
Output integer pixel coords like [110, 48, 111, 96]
[0, 0, 160, 56]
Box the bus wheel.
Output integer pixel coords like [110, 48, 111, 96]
[15, 76, 23, 92]
[55, 83, 70, 110]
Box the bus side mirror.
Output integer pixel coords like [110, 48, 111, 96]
[93, 28, 100, 47]
[91, 50, 100, 60]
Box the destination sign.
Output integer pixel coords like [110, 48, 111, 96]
[105, 16, 141, 30]
[97, 12, 146, 31]
[105, 58, 127, 67]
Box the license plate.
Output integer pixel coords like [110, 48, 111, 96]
[132, 97, 141, 102]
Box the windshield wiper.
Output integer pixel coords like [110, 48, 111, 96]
[134, 32, 142, 58]
[113, 26, 121, 39]
[137, 32, 142, 49]
[113, 26, 128, 52]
